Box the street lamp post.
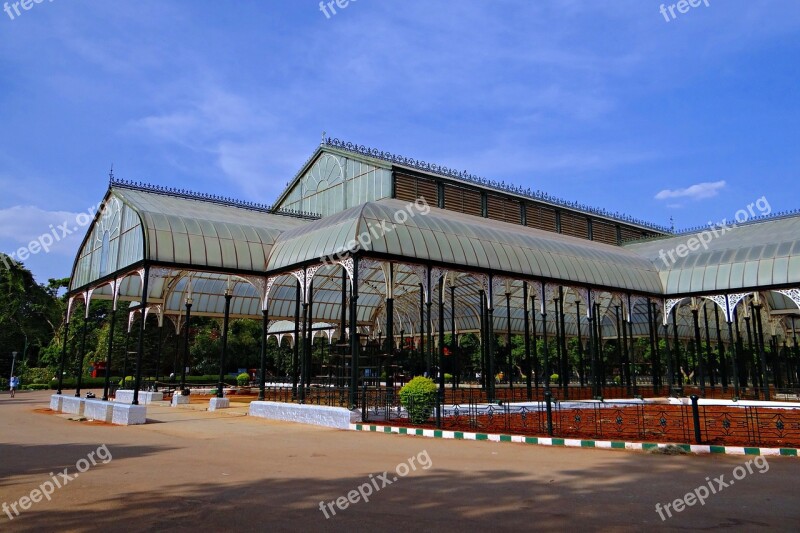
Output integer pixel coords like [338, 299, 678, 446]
[10, 351, 17, 382]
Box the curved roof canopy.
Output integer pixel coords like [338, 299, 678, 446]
[624, 214, 800, 295]
[270, 199, 665, 295]
[70, 182, 309, 292]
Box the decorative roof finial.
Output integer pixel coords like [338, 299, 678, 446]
[670, 216, 675, 232]
[321, 131, 327, 144]
[108, 164, 115, 184]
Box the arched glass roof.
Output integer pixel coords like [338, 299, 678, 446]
[269, 199, 665, 295]
[624, 214, 800, 295]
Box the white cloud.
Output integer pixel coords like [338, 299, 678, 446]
[0, 205, 86, 256]
[654, 181, 726, 201]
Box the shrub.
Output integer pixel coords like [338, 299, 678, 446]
[444, 373, 453, 381]
[24, 384, 50, 391]
[237, 373, 250, 386]
[399, 376, 438, 424]
[23, 367, 52, 385]
[119, 376, 135, 388]
[550, 373, 559, 383]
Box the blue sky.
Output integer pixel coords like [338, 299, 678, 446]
[1, 0, 798, 283]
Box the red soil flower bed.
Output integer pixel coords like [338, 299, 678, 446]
[385, 404, 800, 448]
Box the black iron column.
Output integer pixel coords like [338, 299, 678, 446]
[479, 290, 486, 390]
[621, 307, 631, 396]
[703, 303, 716, 388]
[340, 268, 347, 343]
[628, 296, 639, 397]
[349, 256, 360, 407]
[588, 292, 599, 399]
[725, 297, 739, 398]
[663, 323, 674, 397]
[646, 300, 657, 395]
[437, 276, 445, 426]
[614, 305, 623, 393]
[450, 283, 457, 388]
[426, 269, 433, 378]
[419, 283, 425, 378]
[487, 276, 496, 402]
[531, 295, 539, 394]
[57, 311, 70, 395]
[754, 301, 770, 400]
[75, 309, 88, 398]
[292, 279, 300, 398]
[217, 289, 233, 399]
[386, 286, 394, 393]
[541, 287, 550, 394]
[559, 287, 568, 397]
[523, 283, 532, 400]
[577, 301, 585, 387]
[714, 304, 728, 392]
[153, 321, 164, 392]
[692, 303, 705, 397]
[792, 316, 798, 388]
[672, 307, 683, 395]
[102, 309, 117, 401]
[652, 302, 662, 395]
[180, 299, 192, 390]
[734, 307, 745, 389]
[595, 301, 605, 398]
[133, 266, 150, 405]
[745, 306, 757, 397]
[506, 291, 513, 393]
[259, 311, 268, 401]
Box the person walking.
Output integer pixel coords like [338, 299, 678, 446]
[9, 375, 19, 398]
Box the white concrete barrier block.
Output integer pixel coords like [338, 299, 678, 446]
[114, 390, 163, 405]
[50, 394, 64, 412]
[111, 403, 147, 425]
[209, 397, 230, 411]
[61, 396, 85, 416]
[172, 393, 191, 406]
[84, 399, 114, 423]
[249, 401, 352, 429]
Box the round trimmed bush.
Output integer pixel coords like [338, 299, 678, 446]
[399, 376, 438, 425]
[237, 373, 250, 386]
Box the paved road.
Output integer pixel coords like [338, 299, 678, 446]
[1, 390, 798, 532]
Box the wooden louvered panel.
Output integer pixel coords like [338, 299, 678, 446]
[526, 203, 557, 232]
[485, 195, 520, 225]
[394, 174, 417, 202]
[487, 195, 505, 221]
[443, 184, 461, 212]
[416, 178, 438, 207]
[593, 221, 618, 245]
[504, 198, 521, 225]
[462, 189, 482, 217]
[620, 227, 642, 243]
[561, 212, 589, 239]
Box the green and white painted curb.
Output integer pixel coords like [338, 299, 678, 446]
[349, 423, 800, 457]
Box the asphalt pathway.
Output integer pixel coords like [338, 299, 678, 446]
[1, 390, 798, 532]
